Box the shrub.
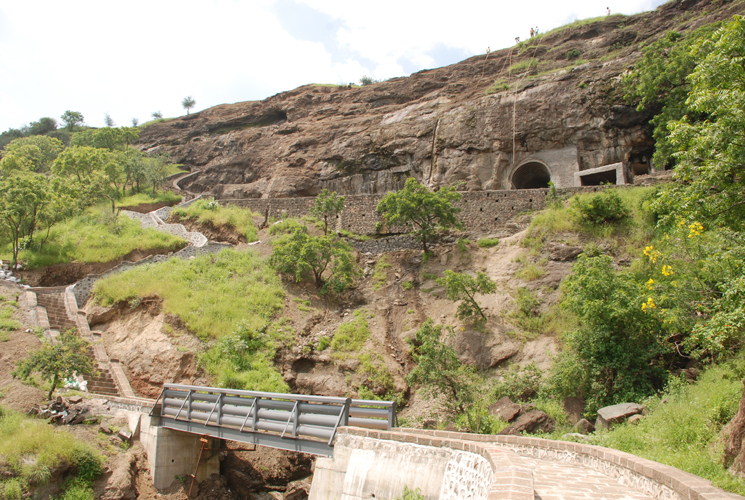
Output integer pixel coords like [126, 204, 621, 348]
[494, 362, 544, 402]
[566, 48, 582, 60]
[571, 190, 630, 226]
[317, 337, 330, 351]
[477, 237, 499, 248]
[331, 310, 370, 355]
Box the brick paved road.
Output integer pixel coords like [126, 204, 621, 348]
[518, 455, 654, 500]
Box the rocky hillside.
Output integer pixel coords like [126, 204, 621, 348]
[138, 0, 743, 198]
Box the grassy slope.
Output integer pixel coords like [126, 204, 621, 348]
[171, 199, 259, 242]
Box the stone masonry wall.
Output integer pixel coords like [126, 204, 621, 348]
[221, 186, 611, 237]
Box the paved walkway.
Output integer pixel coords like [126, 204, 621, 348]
[525, 454, 654, 500]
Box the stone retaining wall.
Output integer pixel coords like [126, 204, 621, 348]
[220, 185, 611, 236]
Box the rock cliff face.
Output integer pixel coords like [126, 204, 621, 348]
[138, 0, 741, 198]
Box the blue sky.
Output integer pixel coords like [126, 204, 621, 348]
[0, 0, 667, 131]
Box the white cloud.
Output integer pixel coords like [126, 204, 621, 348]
[0, 0, 669, 131]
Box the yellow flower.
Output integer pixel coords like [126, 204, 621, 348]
[688, 221, 703, 238]
[642, 297, 656, 313]
[661, 265, 674, 277]
[678, 219, 686, 228]
[644, 246, 662, 264]
[646, 278, 655, 290]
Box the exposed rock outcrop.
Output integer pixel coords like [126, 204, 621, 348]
[137, 0, 742, 199]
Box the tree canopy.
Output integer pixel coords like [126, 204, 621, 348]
[310, 188, 345, 234]
[437, 270, 497, 322]
[270, 227, 358, 294]
[13, 330, 94, 400]
[60, 110, 84, 131]
[182, 96, 196, 115]
[376, 177, 462, 252]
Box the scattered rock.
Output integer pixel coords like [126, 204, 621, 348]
[572, 418, 595, 434]
[68, 396, 83, 404]
[488, 397, 521, 422]
[118, 428, 133, 442]
[562, 397, 586, 425]
[499, 410, 555, 435]
[595, 402, 644, 429]
[100, 421, 112, 434]
[627, 415, 643, 425]
[422, 419, 437, 430]
[285, 479, 311, 500]
[547, 243, 583, 262]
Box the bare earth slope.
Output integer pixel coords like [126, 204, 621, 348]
[138, 0, 744, 198]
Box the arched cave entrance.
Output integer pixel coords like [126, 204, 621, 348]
[511, 162, 552, 189]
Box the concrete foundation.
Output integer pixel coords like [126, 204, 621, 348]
[140, 415, 221, 490]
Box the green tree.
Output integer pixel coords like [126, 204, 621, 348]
[13, 330, 94, 400]
[144, 152, 171, 194]
[376, 177, 462, 253]
[52, 146, 108, 182]
[182, 96, 196, 115]
[623, 24, 720, 168]
[104, 113, 115, 128]
[655, 17, 745, 231]
[71, 126, 139, 151]
[27, 117, 57, 136]
[406, 319, 479, 415]
[554, 253, 667, 412]
[0, 135, 64, 173]
[437, 270, 497, 322]
[270, 227, 358, 294]
[60, 110, 84, 131]
[310, 188, 345, 235]
[151, 111, 163, 119]
[0, 173, 50, 268]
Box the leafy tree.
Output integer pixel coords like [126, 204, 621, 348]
[437, 270, 497, 322]
[270, 227, 358, 294]
[376, 177, 462, 253]
[623, 24, 720, 168]
[52, 146, 108, 182]
[553, 252, 667, 412]
[655, 17, 745, 231]
[131, 117, 139, 127]
[71, 127, 139, 151]
[0, 173, 50, 268]
[13, 330, 94, 400]
[27, 117, 57, 136]
[310, 188, 345, 235]
[151, 111, 163, 119]
[0, 136, 64, 173]
[60, 110, 84, 131]
[104, 113, 115, 127]
[0, 128, 24, 150]
[144, 152, 171, 194]
[182, 96, 196, 115]
[406, 319, 479, 415]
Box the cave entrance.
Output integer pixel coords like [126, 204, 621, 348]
[511, 162, 552, 189]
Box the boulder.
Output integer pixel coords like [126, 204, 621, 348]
[572, 418, 595, 434]
[595, 403, 644, 429]
[627, 415, 643, 425]
[285, 480, 311, 500]
[547, 243, 583, 262]
[562, 397, 585, 425]
[488, 397, 521, 422]
[723, 380, 745, 476]
[100, 421, 112, 434]
[499, 410, 555, 435]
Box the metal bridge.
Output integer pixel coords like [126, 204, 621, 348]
[152, 383, 397, 456]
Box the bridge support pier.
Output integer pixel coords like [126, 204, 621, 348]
[140, 416, 221, 490]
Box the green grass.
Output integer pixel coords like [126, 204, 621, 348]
[401, 281, 413, 290]
[172, 198, 258, 242]
[588, 356, 745, 495]
[0, 406, 102, 498]
[540, 14, 627, 38]
[93, 249, 284, 340]
[477, 238, 500, 248]
[372, 256, 392, 291]
[0, 213, 186, 269]
[338, 229, 372, 241]
[509, 58, 539, 73]
[116, 191, 182, 209]
[163, 164, 188, 177]
[139, 117, 178, 128]
[515, 262, 546, 281]
[330, 310, 370, 357]
[317, 336, 331, 351]
[522, 187, 655, 253]
[267, 217, 306, 236]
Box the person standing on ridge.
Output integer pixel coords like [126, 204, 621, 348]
[530, 27, 535, 37]
[606, 6, 611, 15]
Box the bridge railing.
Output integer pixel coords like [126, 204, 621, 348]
[154, 383, 396, 449]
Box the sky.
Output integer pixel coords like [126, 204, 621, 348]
[0, 0, 668, 131]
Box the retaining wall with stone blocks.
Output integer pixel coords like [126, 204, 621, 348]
[220, 185, 614, 237]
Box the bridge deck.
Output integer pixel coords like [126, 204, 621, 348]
[153, 383, 396, 456]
